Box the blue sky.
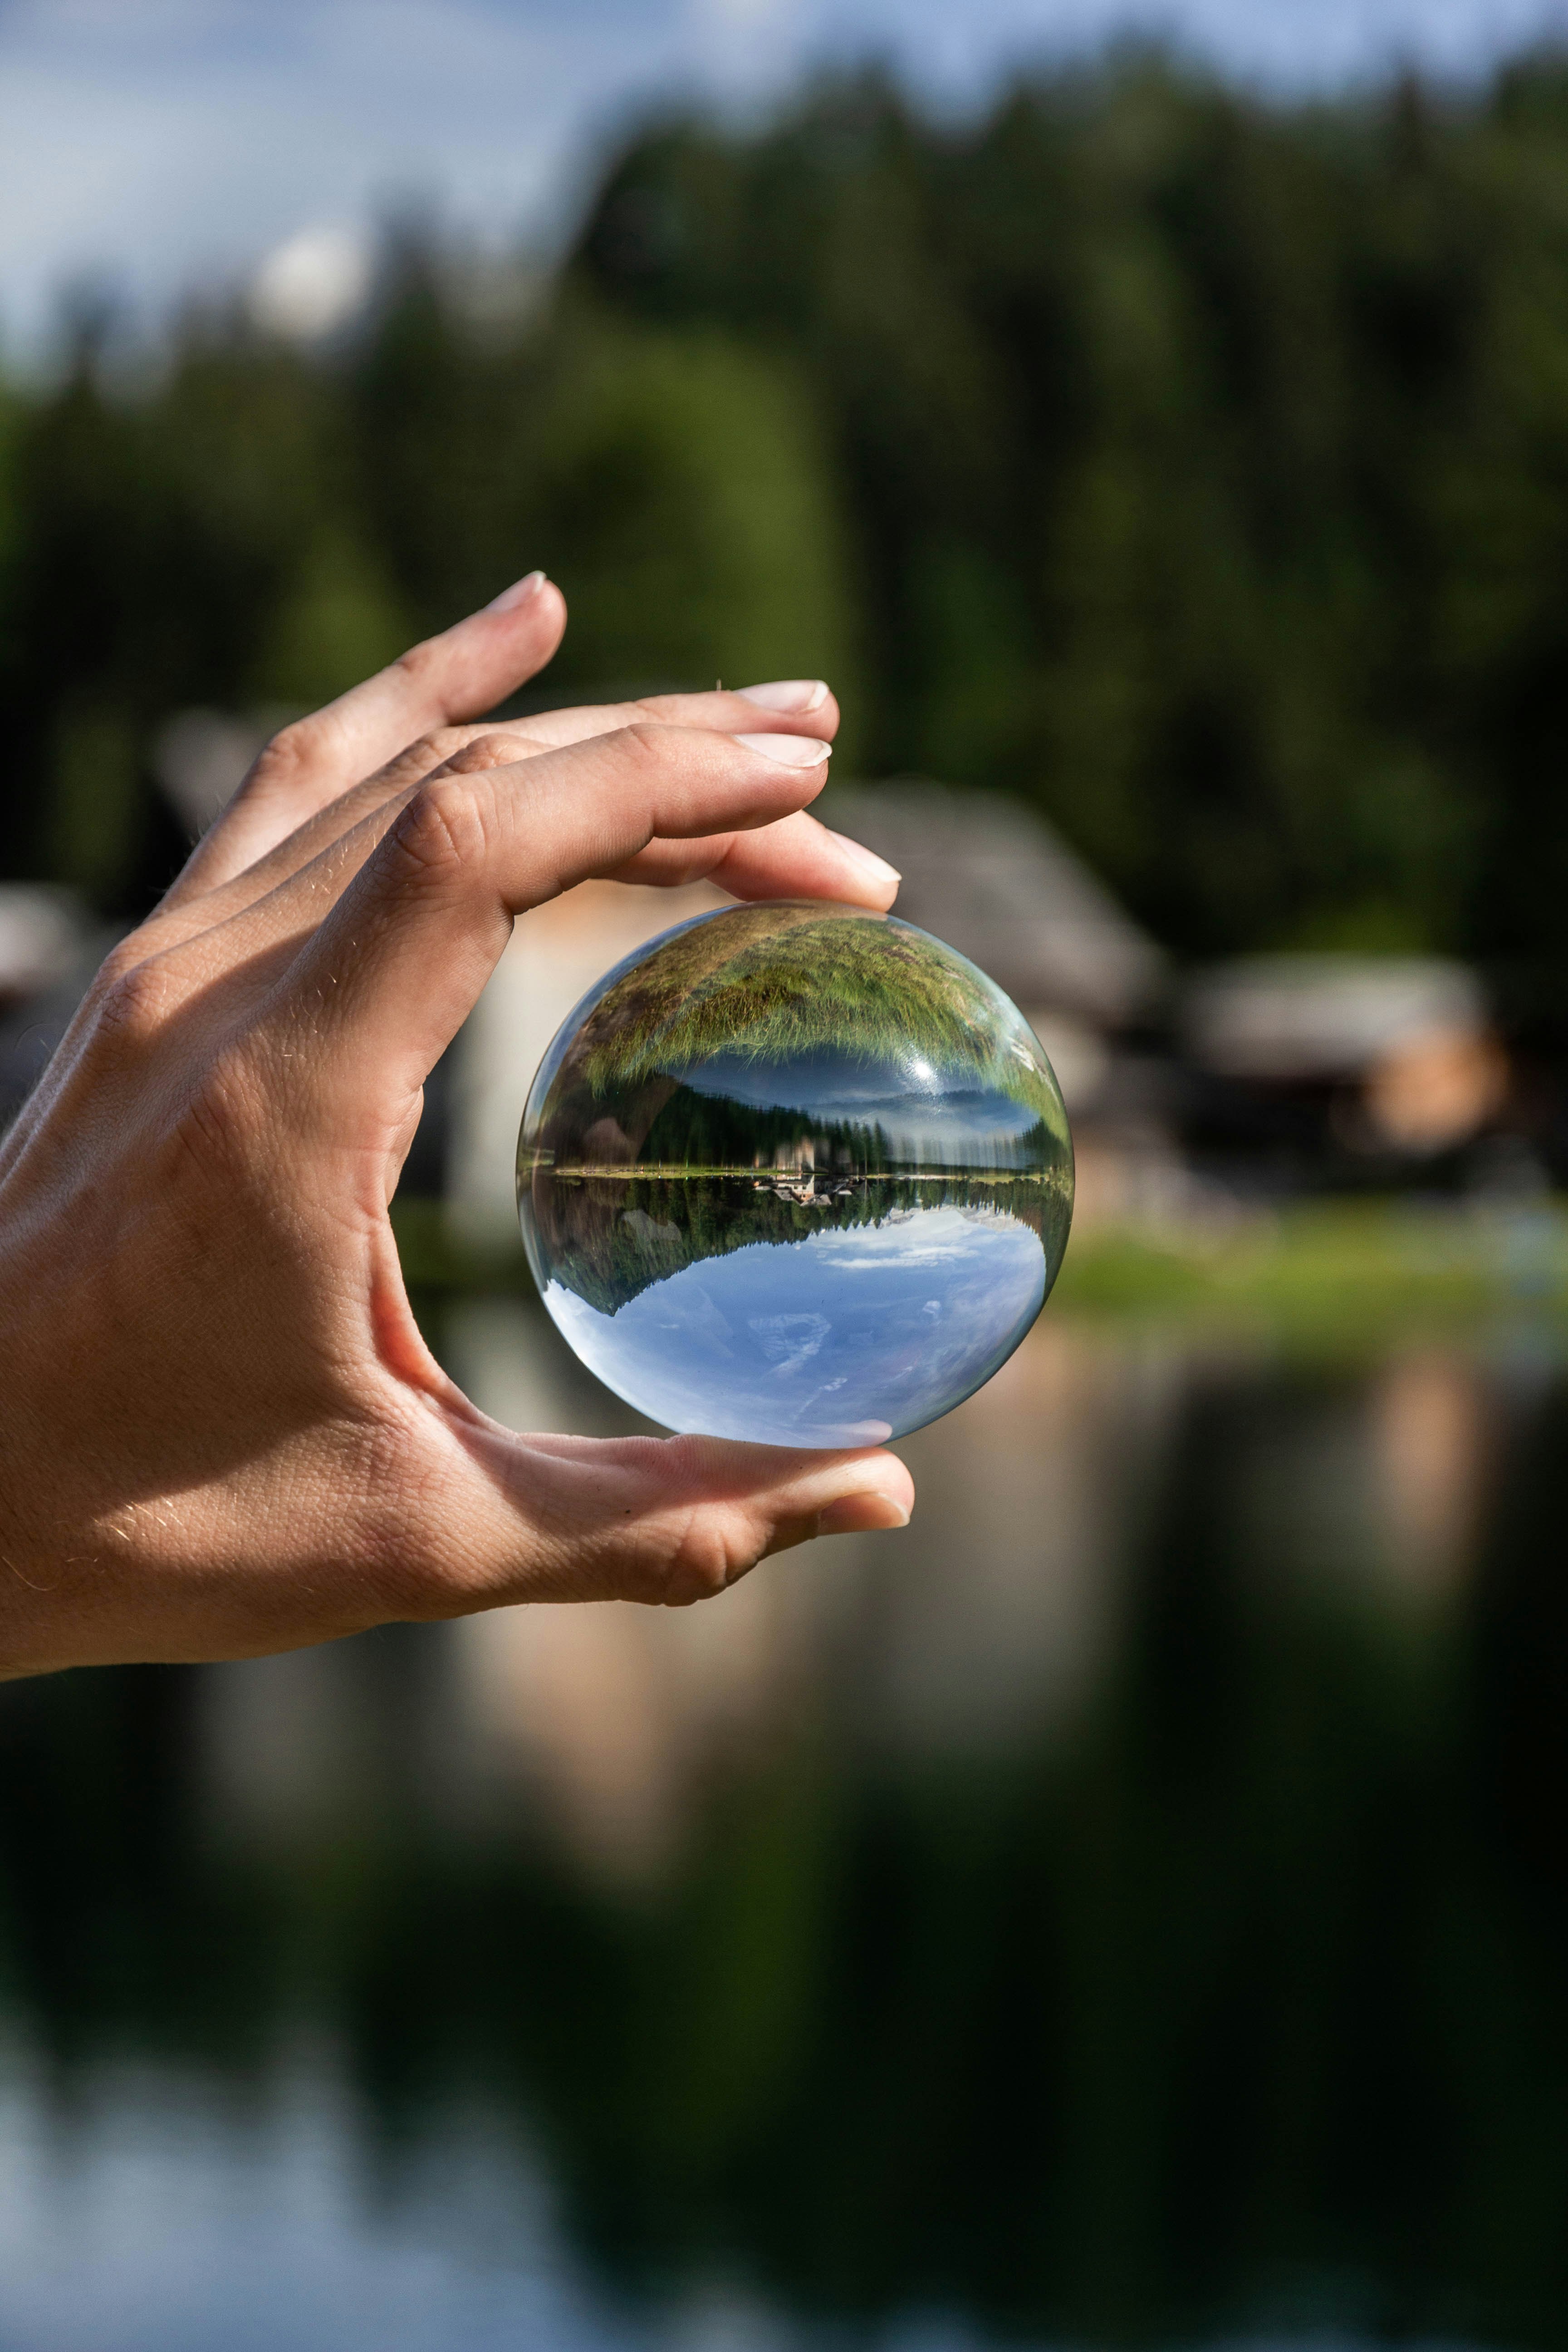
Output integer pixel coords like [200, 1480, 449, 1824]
[3, 0, 1568, 355]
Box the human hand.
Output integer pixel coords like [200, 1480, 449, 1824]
[0, 575, 912, 1677]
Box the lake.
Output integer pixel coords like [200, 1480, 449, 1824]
[1, 1285, 1565, 2350]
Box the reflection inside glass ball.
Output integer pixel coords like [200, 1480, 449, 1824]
[516, 901, 1074, 1447]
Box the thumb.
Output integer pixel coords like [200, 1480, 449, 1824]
[425, 1426, 915, 1610]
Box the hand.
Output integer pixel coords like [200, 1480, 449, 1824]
[0, 575, 912, 1678]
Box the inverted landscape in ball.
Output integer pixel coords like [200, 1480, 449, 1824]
[517, 900, 1074, 1448]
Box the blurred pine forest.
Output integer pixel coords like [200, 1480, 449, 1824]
[8, 54, 1568, 1011]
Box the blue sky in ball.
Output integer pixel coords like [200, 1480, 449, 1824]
[3, 0, 1567, 356]
[542, 1199, 1047, 1442]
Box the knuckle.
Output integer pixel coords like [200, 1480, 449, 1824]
[414, 725, 472, 767]
[660, 1539, 741, 1606]
[250, 713, 322, 788]
[441, 731, 519, 776]
[393, 728, 452, 772]
[617, 720, 672, 772]
[363, 727, 469, 796]
[390, 776, 490, 881]
[90, 935, 148, 995]
[647, 1487, 756, 1607]
[89, 955, 172, 1046]
[391, 637, 438, 695]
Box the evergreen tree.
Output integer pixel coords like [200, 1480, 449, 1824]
[8, 50, 1568, 1027]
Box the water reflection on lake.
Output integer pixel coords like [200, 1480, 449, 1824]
[2, 1297, 1567, 2350]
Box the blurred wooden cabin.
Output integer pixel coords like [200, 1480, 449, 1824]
[1179, 955, 1517, 1192]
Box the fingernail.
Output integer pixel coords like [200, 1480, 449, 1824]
[817, 1492, 911, 1537]
[831, 830, 901, 887]
[485, 569, 546, 612]
[736, 678, 829, 714]
[735, 733, 832, 768]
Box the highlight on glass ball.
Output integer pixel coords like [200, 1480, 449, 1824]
[516, 900, 1074, 1448]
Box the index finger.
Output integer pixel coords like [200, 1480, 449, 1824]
[175, 573, 569, 897]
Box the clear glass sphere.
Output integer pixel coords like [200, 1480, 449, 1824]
[517, 900, 1074, 1447]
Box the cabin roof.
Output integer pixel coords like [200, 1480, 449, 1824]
[1183, 955, 1489, 1082]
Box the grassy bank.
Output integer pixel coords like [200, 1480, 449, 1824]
[1049, 1199, 1568, 1345]
[394, 1196, 1568, 1352]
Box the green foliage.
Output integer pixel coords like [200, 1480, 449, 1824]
[248, 524, 411, 709]
[519, 317, 859, 720]
[0, 376, 20, 608]
[1051, 1196, 1568, 1340]
[47, 702, 143, 899]
[570, 56, 1568, 993]
[9, 50, 1568, 997]
[2, 332, 348, 897]
[542, 903, 1059, 1103]
[0, 287, 856, 910]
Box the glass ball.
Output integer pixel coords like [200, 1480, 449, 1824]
[517, 900, 1074, 1447]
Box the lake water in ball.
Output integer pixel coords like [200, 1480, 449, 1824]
[517, 901, 1074, 1447]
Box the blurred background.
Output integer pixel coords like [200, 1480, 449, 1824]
[8, 2, 1568, 2347]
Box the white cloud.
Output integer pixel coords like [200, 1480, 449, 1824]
[248, 222, 373, 338]
[2, 0, 1567, 357]
[0, 1, 652, 351]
